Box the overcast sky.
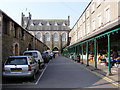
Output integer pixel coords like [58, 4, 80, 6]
[0, 0, 91, 28]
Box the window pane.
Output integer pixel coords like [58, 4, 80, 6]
[54, 33, 58, 41]
[62, 33, 66, 41]
[45, 33, 50, 41]
[36, 33, 41, 40]
[6, 57, 28, 65]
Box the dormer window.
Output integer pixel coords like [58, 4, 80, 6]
[47, 22, 50, 26]
[31, 22, 34, 26]
[55, 22, 58, 26]
[39, 23, 42, 26]
[63, 23, 66, 26]
[24, 21, 27, 26]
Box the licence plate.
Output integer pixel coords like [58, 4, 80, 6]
[11, 68, 22, 72]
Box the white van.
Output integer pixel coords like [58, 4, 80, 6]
[23, 50, 44, 69]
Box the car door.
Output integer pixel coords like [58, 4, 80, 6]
[30, 57, 39, 73]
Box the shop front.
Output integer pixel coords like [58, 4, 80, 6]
[64, 26, 120, 75]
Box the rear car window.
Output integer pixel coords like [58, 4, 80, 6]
[5, 57, 28, 65]
[24, 52, 38, 58]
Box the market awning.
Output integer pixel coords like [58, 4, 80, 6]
[67, 27, 120, 49]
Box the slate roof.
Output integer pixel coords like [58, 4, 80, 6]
[28, 19, 70, 31]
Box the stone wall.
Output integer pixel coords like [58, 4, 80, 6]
[1, 10, 48, 64]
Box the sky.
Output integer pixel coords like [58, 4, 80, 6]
[0, 0, 90, 28]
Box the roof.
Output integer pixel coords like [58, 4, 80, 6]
[28, 19, 70, 31]
[24, 50, 40, 53]
[9, 56, 30, 58]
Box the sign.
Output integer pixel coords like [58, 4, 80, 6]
[0, 17, 1, 21]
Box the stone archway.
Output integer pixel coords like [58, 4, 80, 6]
[28, 43, 32, 50]
[53, 47, 59, 51]
[15, 44, 19, 56]
[52, 47, 59, 56]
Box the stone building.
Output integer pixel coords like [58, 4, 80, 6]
[69, 0, 120, 46]
[21, 13, 70, 54]
[64, 0, 120, 74]
[0, 10, 48, 63]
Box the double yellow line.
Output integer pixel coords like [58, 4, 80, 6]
[80, 65, 120, 87]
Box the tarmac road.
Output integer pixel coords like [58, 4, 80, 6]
[2, 56, 118, 89]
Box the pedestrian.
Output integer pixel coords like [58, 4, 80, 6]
[111, 49, 118, 66]
[53, 53, 55, 58]
[111, 49, 118, 60]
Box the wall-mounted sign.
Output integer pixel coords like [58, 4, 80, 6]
[0, 17, 1, 21]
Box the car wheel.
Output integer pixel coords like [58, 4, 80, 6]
[31, 73, 36, 80]
[36, 69, 39, 74]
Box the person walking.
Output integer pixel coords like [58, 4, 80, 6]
[53, 53, 55, 58]
[111, 49, 118, 66]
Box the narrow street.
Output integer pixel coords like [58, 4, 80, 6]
[2, 56, 118, 89]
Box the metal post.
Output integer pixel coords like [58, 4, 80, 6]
[107, 34, 112, 75]
[86, 42, 89, 66]
[0, 11, 3, 90]
[81, 44, 83, 64]
[75, 46, 76, 55]
[94, 38, 97, 69]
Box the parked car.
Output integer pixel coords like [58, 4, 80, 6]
[23, 50, 44, 69]
[3, 56, 39, 80]
[44, 51, 54, 59]
[41, 52, 50, 63]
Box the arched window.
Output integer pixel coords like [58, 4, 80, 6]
[30, 32, 34, 36]
[54, 33, 58, 41]
[13, 42, 19, 56]
[62, 33, 66, 41]
[36, 32, 41, 40]
[45, 33, 50, 41]
[28, 44, 32, 50]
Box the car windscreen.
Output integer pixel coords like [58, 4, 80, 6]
[24, 52, 38, 58]
[5, 57, 28, 65]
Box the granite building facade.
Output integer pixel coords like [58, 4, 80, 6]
[21, 13, 70, 54]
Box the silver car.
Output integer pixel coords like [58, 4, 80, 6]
[3, 56, 39, 80]
[23, 50, 44, 69]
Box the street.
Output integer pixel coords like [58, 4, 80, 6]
[2, 56, 118, 89]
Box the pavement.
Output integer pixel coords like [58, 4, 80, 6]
[72, 57, 120, 88]
[80, 59, 120, 83]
